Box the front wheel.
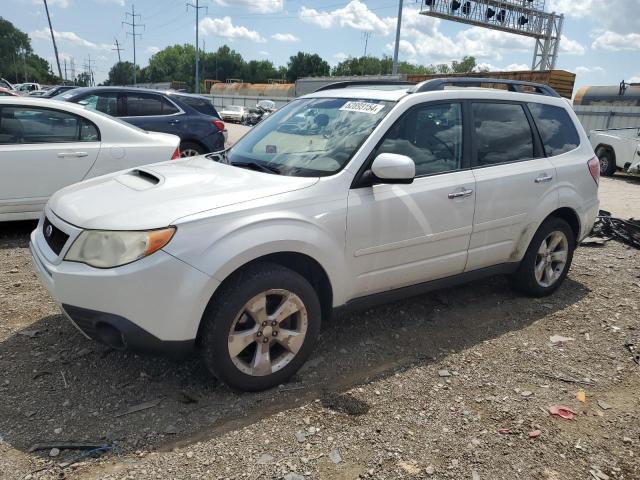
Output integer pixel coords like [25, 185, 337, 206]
[200, 263, 321, 391]
[511, 217, 575, 297]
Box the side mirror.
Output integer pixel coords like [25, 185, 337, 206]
[370, 153, 415, 184]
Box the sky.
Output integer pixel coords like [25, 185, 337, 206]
[4, 0, 640, 94]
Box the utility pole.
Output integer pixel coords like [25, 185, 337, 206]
[70, 57, 75, 83]
[187, 0, 207, 93]
[83, 54, 96, 86]
[113, 38, 124, 63]
[123, 4, 144, 85]
[43, 0, 64, 81]
[391, 0, 403, 75]
[63, 58, 67, 82]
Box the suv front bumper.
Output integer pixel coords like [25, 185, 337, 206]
[29, 213, 218, 357]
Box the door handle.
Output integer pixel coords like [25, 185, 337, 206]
[535, 174, 553, 183]
[448, 188, 474, 199]
[168, 119, 180, 125]
[57, 152, 88, 158]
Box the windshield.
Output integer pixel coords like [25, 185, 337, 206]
[228, 97, 393, 177]
[227, 106, 243, 111]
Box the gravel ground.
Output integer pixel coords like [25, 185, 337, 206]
[0, 174, 638, 480]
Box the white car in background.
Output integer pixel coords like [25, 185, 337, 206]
[0, 97, 180, 221]
[220, 105, 248, 123]
[590, 127, 640, 176]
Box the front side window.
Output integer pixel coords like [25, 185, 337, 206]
[376, 103, 463, 176]
[228, 97, 393, 177]
[528, 103, 580, 156]
[473, 103, 534, 166]
[126, 93, 164, 116]
[78, 93, 119, 116]
[0, 106, 100, 144]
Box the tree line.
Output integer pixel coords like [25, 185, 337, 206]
[105, 44, 481, 90]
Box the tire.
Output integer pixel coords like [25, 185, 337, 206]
[200, 263, 321, 391]
[596, 146, 616, 176]
[180, 141, 205, 157]
[511, 217, 575, 297]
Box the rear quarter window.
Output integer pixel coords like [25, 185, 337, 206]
[528, 103, 580, 156]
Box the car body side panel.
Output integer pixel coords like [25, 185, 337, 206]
[164, 177, 353, 306]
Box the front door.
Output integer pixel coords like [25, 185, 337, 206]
[0, 105, 100, 215]
[346, 102, 476, 298]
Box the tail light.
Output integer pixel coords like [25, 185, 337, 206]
[171, 147, 181, 160]
[213, 119, 225, 131]
[587, 156, 600, 185]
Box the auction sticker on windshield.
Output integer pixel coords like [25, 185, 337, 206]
[339, 101, 385, 115]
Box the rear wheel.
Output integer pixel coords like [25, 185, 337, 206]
[596, 146, 616, 176]
[200, 263, 321, 391]
[180, 141, 205, 157]
[511, 217, 575, 297]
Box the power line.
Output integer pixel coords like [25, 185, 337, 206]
[187, 0, 207, 94]
[122, 4, 145, 85]
[43, 0, 63, 80]
[113, 38, 124, 63]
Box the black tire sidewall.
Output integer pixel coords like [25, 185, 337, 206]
[513, 218, 576, 297]
[200, 264, 321, 391]
[596, 147, 615, 176]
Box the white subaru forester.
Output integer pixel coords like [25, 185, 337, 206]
[30, 78, 600, 391]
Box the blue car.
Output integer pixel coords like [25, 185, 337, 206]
[55, 87, 227, 156]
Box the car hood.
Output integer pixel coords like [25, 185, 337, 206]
[48, 157, 318, 230]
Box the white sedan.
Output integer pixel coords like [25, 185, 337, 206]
[0, 97, 180, 221]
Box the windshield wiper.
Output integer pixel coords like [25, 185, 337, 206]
[231, 161, 281, 175]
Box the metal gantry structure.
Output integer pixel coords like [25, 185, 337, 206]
[418, 0, 564, 70]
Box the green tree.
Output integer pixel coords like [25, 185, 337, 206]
[242, 60, 279, 84]
[75, 72, 92, 87]
[434, 55, 478, 74]
[104, 61, 139, 86]
[144, 44, 196, 86]
[286, 52, 330, 82]
[201, 45, 245, 83]
[0, 17, 58, 84]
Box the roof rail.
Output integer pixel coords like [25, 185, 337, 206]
[313, 80, 416, 92]
[409, 77, 561, 97]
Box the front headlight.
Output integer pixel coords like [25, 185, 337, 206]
[65, 227, 176, 268]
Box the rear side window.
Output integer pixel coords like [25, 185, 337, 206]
[528, 103, 580, 156]
[473, 103, 534, 166]
[177, 95, 219, 117]
[0, 106, 100, 144]
[126, 93, 164, 116]
[161, 97, 179, 115]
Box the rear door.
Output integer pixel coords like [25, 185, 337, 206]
[122, 92, 183, 134]
[0, 105, 100, 214]
[466, 101, 557, 271]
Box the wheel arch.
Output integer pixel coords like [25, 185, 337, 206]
[195, 251, 334, 343]
[179, 138, 207, 154]
[547, 207, 581, 242]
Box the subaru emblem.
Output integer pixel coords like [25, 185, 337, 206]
[45, 225, 53, 238]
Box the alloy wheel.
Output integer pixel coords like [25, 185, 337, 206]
[180, 148, 201, 157]
[534, 231, 569, 288]
[599, 156, 609, 174]
[227, 289, 308, 377]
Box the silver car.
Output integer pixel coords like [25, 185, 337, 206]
[220, 105, 248, 123]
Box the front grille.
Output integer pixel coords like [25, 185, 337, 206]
[43, 217, 69, 255]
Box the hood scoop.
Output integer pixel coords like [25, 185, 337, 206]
[116, 169, 162, 190]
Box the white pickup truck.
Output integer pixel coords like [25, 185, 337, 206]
[590, 128, 640, 176]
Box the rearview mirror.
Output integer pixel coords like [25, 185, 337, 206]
[370, 153, 415, 184]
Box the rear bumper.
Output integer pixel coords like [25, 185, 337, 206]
[200, 130, 226, 152]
